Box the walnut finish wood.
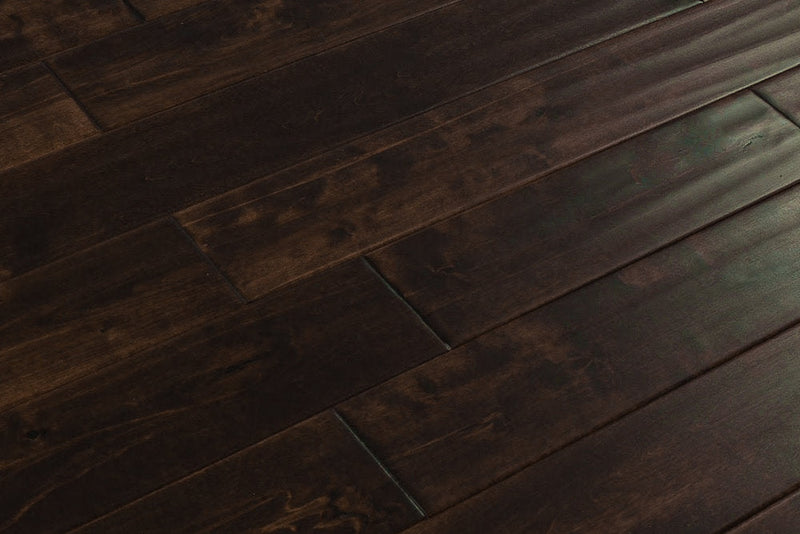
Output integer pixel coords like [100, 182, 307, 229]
[0, 219, 241, 413]
[756, 66, 800, 125]
[401, 326, 800, 533]
[730, 492, 800, 533]
[340, 182, 800, 513]
[369, 93, 800, 344]
[0, 260, 443, 532]
[51, 0, 455, 129]
[0, 0, 705, 281]
[180, 0, 800, 300]
[0, 64, 97, 172]
[73, 412, 421, 534]
[0, 0, 137, 73]
[128, 0, 211, 19]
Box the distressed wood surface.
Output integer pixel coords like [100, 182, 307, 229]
[180, 0, 800, 300]
[0, 0, 137, 73]
[0, 64, 97, 172]
[369, 93, 800, 344]
[73, 412, 421, 534]
[340, 181, 800, 513]
[729, 492, 800, 533]
[0, 260, 443, 532]
[400, 326, 800, 533]
[756, 65, 800, 125]
[0, 219, 242, 412]
[51, 0, 456, 129]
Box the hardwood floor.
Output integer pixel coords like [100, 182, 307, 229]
[2, 0, 800, 532]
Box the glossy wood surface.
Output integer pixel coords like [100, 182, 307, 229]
[0, 260, 443, 532]
[4, 0, 800, 531]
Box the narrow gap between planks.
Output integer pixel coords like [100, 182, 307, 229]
[42, 61, 104, 131]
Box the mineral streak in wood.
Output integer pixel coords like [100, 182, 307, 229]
[72, 412, 421, 534]
[400, 326, 800, 533]
[369, 92, 800, 344]
[0, 64, 97, 172]
[340, 181, 800, 513]
[0, 260, 443, 533]
[180, 0, 800, 300]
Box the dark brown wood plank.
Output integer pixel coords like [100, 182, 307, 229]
[339, 182, 800, 513]
[178, 0, 800, 301]
[51, 0, 455, 129]
[128, 0, 209, 19]
[0, 260, 444, 532]
[730, 492, 800, 533]
[756, 66, 800, 125]
[0, 219, 241, 412]
[8, 0, 793, 283]
[0, 0, 137, 73]
[71, 412, 420, 534]
[400, 326, 800, 533]
[0, 64, 97, 172]
[368, 93, 800, 344]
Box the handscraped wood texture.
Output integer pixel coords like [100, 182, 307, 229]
[400, 326, 800, 533]
[730, 492, 800, 533]
[340, 182, 800, 512]
[73, 412, 421, 534]
[0, 219, 242, 412]
[0, 64, 97, 172]
[0, 0, 138, 73]
[180, 0, 800, 300]
[0, 260, 443, 532]
[6, 0, 800, 531]
[369, 93, 800, 344]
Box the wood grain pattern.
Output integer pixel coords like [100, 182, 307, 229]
[0, 0, 137, 73]
[730, 492, 800, 533]
[0, 219, 241, 413]
[127, 0, 209, 19]
[51, 0, 454, 129]
[180, 0, 800, 300]
[0, 64, 97, 172]
[339, 182, 800, 513]
[756, 66, 800, 125]
[0, 0, 703, 281]
[72, 412, 421, 534]
[400, 326, 800, 533]
[0, 260, 444, 533]
[369, 93, 800, 344]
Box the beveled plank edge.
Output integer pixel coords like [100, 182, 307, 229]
[395, 314, 800, 531]
[722, 484, 800, 533]
[41, 61, 102, 130]
[753, 85, 800, 130]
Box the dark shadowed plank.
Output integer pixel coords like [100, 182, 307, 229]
[756, 66, 800, 125]
[339, 182, 800, 513]
[369, 93, 800, 344]
[0, 219, 241, 412]
[0, 0, 137, 73]
[0, 64, 97, 172]
[400, 327, 800, 533]
[52, 0, 456, 129]
[179, 0, 800, 300]
[730, 492, 800, 533]
[128, 0, 210, 18]
[0, 260, 444, 533]
[4, 0, 794, 282]
[72, 412, 421, 534]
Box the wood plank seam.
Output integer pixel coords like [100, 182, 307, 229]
[719, 483, 800, 533]
[169, 216, 247, 304]
[399, 308, 800, 521]
[753, 87, 800, 130]
[333, 409, 427, 519]
[119, 0, 145, 21]
[361, 257, 451, 350]
[41, 61, 102, 132]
